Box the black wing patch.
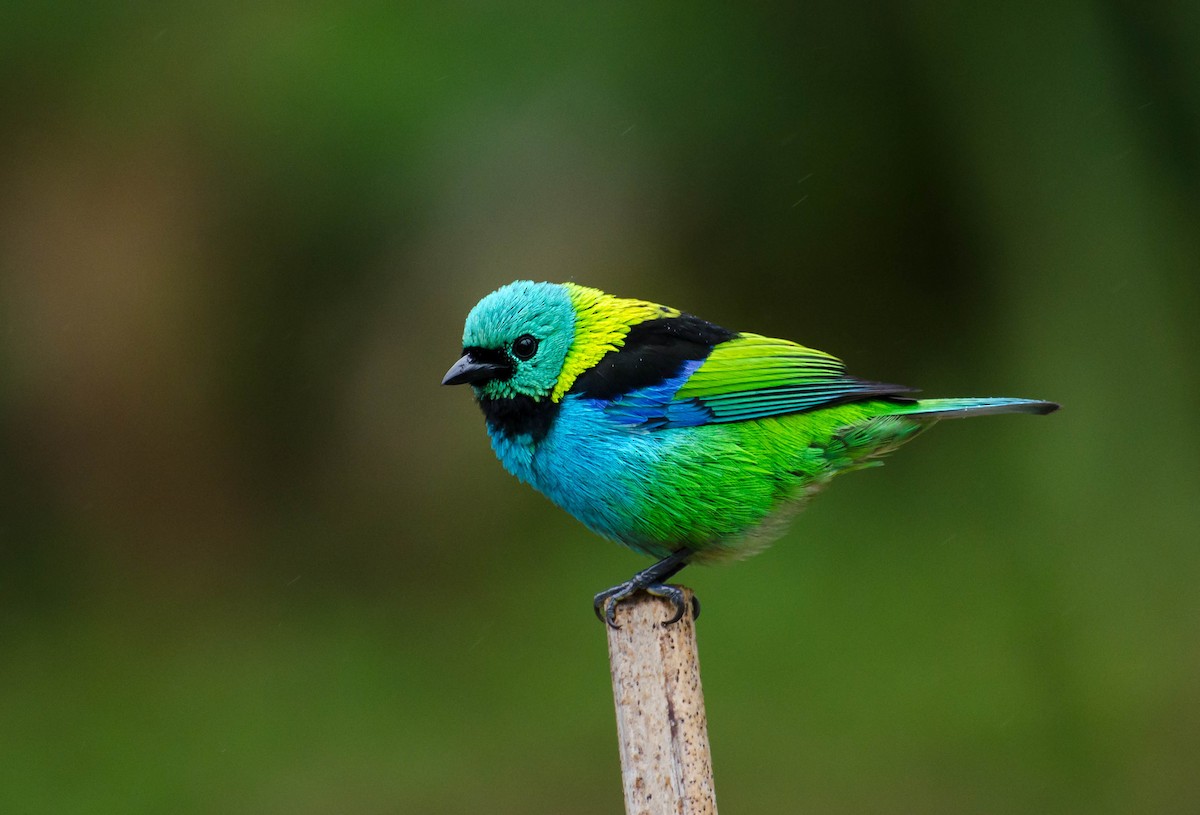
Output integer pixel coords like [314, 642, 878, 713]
[569, 314, 737, 400]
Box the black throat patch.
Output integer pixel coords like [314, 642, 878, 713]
[478, 395, 560, 442]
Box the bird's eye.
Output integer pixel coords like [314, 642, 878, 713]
[511, 334, 539, 360]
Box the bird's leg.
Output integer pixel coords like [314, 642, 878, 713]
[593, 548, 700, 629]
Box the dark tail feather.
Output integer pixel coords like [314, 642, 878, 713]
[896, 397, 1060, 420]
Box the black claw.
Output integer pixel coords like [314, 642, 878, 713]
[594, 582, 634, 630]
[662, 598, 686, 626]
[691, 594, 701, 621]
[647, 583, 687, 626]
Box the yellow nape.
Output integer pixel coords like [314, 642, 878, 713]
[552, 283, 679, 401]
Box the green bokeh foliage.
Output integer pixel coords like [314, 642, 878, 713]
[1, 3, 1197, 813]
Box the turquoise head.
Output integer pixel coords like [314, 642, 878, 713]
[441, 281, 576, 401]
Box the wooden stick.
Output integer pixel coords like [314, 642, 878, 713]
[606, 589, 718, 815]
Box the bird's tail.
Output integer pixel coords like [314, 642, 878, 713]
[822, 396, 1057, 474]
[893, 397, 1060, 420]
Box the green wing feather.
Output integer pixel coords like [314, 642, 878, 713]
[668, 333, 915, 425]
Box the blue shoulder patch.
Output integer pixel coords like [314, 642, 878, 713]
[598, 359, 707, 428]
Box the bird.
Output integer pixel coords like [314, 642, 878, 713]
[442, 280, 1058, 628]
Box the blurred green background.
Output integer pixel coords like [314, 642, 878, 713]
[2, 3, 1197, 813]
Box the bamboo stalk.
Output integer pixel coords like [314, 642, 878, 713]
[605, 589, 718, 815]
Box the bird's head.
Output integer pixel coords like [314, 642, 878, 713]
[443, 280, 678, 403]
[441, 280, 574, 401]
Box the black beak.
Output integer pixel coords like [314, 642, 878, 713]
[442, 350, 512, 386]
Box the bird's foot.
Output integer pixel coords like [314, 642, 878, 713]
[593, 548, 697, 629]
[593, 581, 700, 629]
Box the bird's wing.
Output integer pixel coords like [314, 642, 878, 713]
[599, 331, 915, 428]
[671, 333, 916, 422]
